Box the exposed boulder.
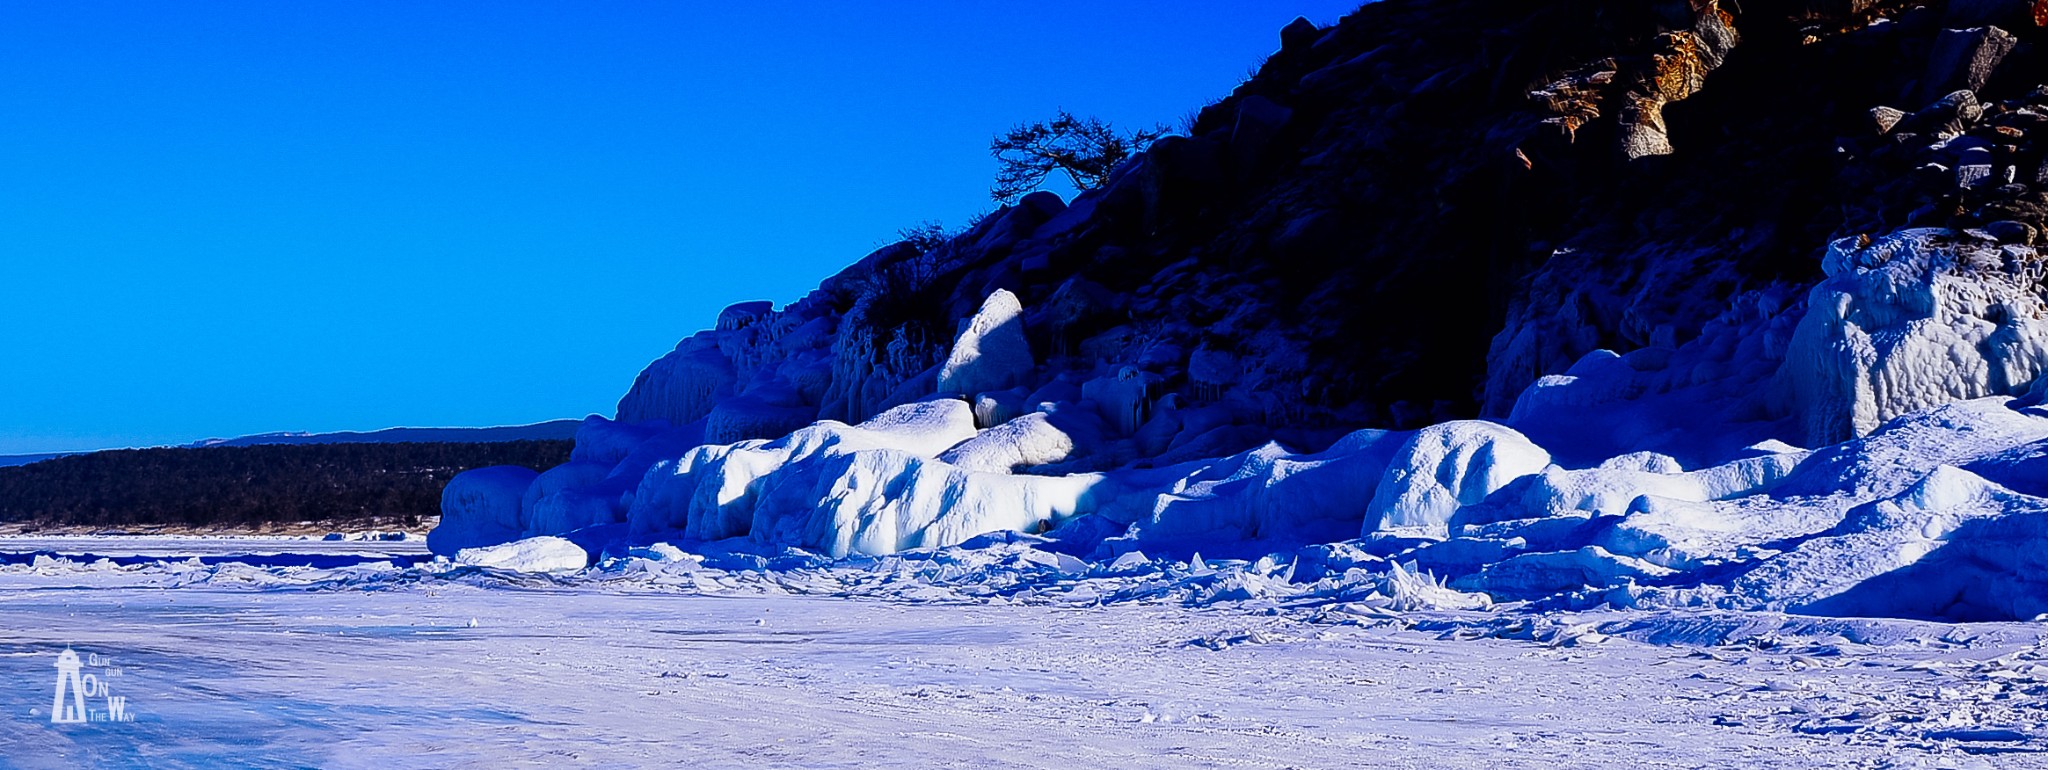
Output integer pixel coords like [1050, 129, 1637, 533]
[1228, 95, 1293, 170]
[1920, 26, 2017, 101]
[1617, 6, 1740, 159]
[1279, 16, 1320, 54]
[1897, 89, 1982, 136]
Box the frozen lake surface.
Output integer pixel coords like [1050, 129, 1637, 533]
[0, 536, 2043, 768]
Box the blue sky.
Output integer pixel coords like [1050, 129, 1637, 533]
[0, 1, 1362, 454]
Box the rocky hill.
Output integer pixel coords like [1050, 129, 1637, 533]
[602, 0, 2048, 438]
[434, 0, 2048, 622]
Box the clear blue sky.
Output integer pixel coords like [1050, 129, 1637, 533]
[0, 1, 1362, 455]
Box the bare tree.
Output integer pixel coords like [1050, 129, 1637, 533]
[894, 221, 952, 254]
[990, 110, 1167, 204]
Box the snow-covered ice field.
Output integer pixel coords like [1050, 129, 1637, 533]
[2, 537, 2044, 768]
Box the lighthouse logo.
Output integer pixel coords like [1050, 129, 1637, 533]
[47, 647, 134, 724]
[51, 648, 86, 723]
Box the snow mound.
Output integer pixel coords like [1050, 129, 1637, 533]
[1962, 437, 2048, 497]
[773, 451, 1101, 557]
[1128, 430, 1411, 549]
[1594, 495, 1821, 571]
[937, 409, 1102, 473]
[1727, 465, 2048, 616]
[1511, 449, 1806, 521]
[1464, 546, 1675, 599]
[1598, 451, 1684, 473]
[455, 536, 589, 574]
[1364, 421, 1552, 540]
[439, 385, 2048, 621]
[1802, 501, 2048, 622]
[622, 397, 1111, 556]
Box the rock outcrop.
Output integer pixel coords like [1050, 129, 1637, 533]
[599, 0, 2048, 445]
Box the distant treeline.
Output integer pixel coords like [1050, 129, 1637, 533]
[0, 441, 570, 528]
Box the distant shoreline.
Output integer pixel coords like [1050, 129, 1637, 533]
[0, 516, 438, 539]
[0, 452, 73, 469]
[2, 418, 585, 463]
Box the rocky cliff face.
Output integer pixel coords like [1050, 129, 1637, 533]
[435, 1, 2048, 621]
[614, 0, 2048, 447]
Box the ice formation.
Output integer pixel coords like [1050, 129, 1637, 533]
[1778, 230, 2048, 446]
[936, 289, 1034, 398]
[429, 0, 2048, 623]
[431, 222, 2048, 622]
[428, 465, 537, 555]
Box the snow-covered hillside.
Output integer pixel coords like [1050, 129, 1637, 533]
[437, 1, 2048, 625]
